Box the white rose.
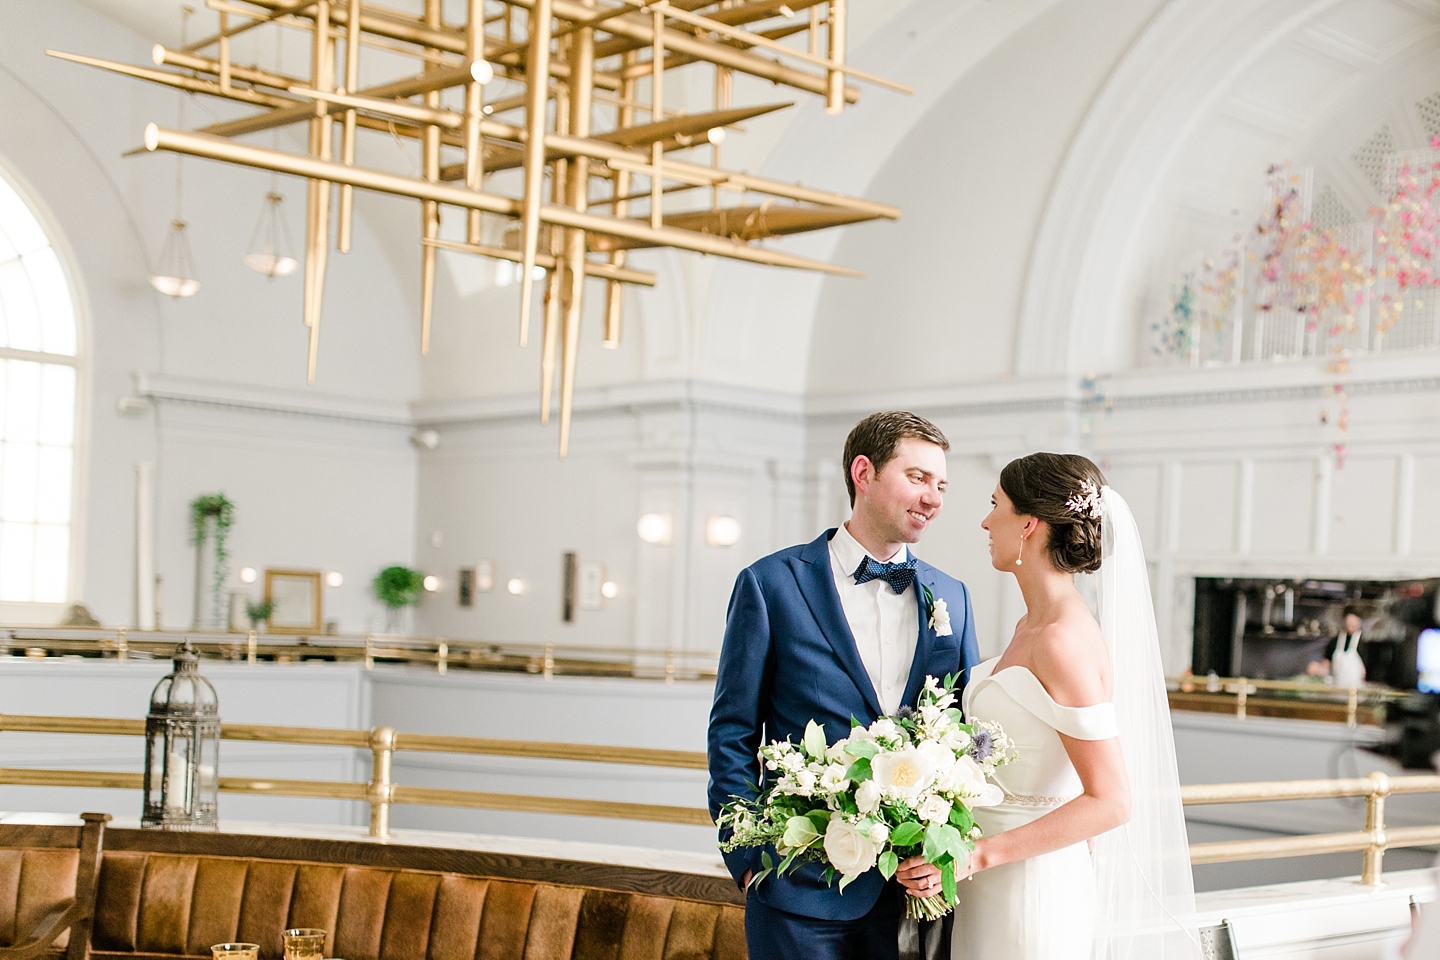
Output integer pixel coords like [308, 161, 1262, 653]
[940, 727, 972, 753]
[869, 718, 900, 741]
[928, 598, 952, 637]
[866, 821, 890, 844]
[823, 817, 879, 878]
[918, 795, 952, 824]
[855, 779, 882, 814]
[870, 747, 937, 802]
[819, 764, 850, 794]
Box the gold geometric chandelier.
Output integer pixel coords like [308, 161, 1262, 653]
[51, 0, 905, 456]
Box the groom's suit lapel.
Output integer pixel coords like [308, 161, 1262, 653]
[900, 561, 939, 710]
[795, 530, 884, 719]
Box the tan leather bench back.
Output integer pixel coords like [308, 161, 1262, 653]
[0, 848, 79, 949]
[92, 852, 744, 960]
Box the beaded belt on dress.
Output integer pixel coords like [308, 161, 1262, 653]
[1001, 792, 1078, 807]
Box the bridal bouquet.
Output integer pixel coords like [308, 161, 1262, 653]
[718, 675, 1017, 920]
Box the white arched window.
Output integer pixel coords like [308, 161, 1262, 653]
[0, 173, 77, 604]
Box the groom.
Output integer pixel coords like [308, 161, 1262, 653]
[708, 411, 981, 960]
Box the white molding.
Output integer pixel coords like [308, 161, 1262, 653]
[133, 372, 412, 426]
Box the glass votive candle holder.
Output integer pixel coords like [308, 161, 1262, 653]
[212, 945, 259, 960]
[283, 928, 327, 960]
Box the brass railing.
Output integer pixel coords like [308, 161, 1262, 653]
[0, 627, 717, 682]
[1, 714, 1436, 885]
[1168, 674, 1412, 728]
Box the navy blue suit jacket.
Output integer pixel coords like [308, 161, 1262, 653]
[706, 529, 982, 921]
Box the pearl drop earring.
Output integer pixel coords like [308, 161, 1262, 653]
[1016, 535, 1025, 566]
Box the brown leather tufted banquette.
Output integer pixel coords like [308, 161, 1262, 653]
[0, 818, 744, 960]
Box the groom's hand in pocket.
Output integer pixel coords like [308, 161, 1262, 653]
[895, 856, 941, 897]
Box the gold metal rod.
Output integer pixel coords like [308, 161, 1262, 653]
[1188, 831, 1375, 865]
[808, 2, 819, 56]
[617, 0, 904, 95]
[151, 44, 300, 92]
[219, 9, 232, 90]
[518, 0, 555, 347]
[423, 237, 656, 285]
[187, 0, 316, 52]
[419, 0, 443, 356]
[389, 783, 714, 825]
[540, 77, 569, 425]
[196, 62, 478, 138]
[604, 51, 637, 347]
[557, 2, 596, 457]
[464, 0, 486, 245]
[392, 730, 704, 767]
[144, 125, 864, 274]
[304, 0, 335, 383]
[368, 726, 395, 837]
[571, 0, 858, 103]
[648, 8, 663, 231]
[825, 0, 846, 112]
[290, 85, 465, 128]
[45, 50, 298, 109]
[338, 0, 361, 252]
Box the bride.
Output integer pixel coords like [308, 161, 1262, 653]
[897, 453, 1199, 959]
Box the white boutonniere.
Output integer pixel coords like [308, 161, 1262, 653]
[920, 584, 953, 637]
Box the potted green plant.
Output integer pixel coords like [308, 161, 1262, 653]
[190, 493, 234, 630]
[244, 599, 273, 632]
[373, 565, 424, 633]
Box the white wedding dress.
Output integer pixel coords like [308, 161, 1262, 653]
[951, 656, 1118, 960]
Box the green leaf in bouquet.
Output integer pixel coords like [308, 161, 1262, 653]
[843, 739, 879, 759]
[923, 823, 965, 864]
[778, 847, 801, 876]
[889, 821, 923, 848]
[761, 851, 775, 872]
[944, 708, 965, 725]
[948, 804, 974, 834]
[782, 815, 821, 849]
[803, 720, 828, 761]
[878, 850, 898, 879]
[805, 809, 832, 835]
[851, 715, 863, 728]
[840, 794, 858, 816]
[941, 859, 957, 905]
[843, 758, 872, 783]
[838, 872, 859, 893]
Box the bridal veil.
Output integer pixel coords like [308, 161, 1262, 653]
[1090, 486, 1200, 959]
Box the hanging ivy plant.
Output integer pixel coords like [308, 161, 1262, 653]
[190, 493, 234, 630]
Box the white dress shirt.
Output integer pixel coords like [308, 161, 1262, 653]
[828, 523, 919, 715]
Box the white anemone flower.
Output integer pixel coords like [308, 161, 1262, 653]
[870, 746, 938, 802]
[819, 764, 850, 794]
[942, 754, 1004, 807]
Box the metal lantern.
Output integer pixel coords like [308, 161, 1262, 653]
[142, 640, 220, 830]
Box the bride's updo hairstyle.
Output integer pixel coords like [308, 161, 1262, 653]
[999, 453, 1107, 574]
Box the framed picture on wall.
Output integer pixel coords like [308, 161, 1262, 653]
[264, 569, 323, 635]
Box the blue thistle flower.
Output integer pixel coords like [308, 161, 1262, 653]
[970, 727, 993, 763]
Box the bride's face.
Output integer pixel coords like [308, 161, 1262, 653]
[981, 484, 1033, 571]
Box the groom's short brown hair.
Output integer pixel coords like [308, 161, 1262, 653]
[843, 411, 950, 505]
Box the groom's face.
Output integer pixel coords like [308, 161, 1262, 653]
[856, 438, 947, 543]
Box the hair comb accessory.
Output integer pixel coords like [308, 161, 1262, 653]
[1064, 479, 1103, 519]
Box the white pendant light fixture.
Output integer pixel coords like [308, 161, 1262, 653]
[244, 191, 298, 277]
[149, 5, 200, 299]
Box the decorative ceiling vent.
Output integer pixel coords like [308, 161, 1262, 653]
[1310, 183, 1354, 231]
[1417, 90, 1440, 141]
[1352, 125, 1397, 193]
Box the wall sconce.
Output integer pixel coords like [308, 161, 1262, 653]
[706, 515, 742, 547]
[637, 513, 673, 544]
[600, 581, 619, 600]
[507, 578, 526, 595]
[238, 567, 257, 584]
[422, 575, 441, 592]
[325, 571, 343, 587]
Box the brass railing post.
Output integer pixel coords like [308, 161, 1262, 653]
[116, 629, 128, 662]
[364, 634, 374, 670]
[543, 644, 554, 679]
[1345, 687, 1359, 729]
[1235, 678, 1248, 720]
[367, 725, 396, 838]
[437, 640, 448, 675]
[664, 649, 675, 685]
[246, 630, 257, 664]
[1361, 770, 1389, 885]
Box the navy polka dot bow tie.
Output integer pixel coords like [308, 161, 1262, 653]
[852, 555, 918, 594]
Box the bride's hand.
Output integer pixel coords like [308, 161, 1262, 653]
[895, 856, 943, 897]
[957, 838, 991, 882]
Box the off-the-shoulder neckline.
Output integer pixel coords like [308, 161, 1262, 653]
[970, 656, 1112, 714]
